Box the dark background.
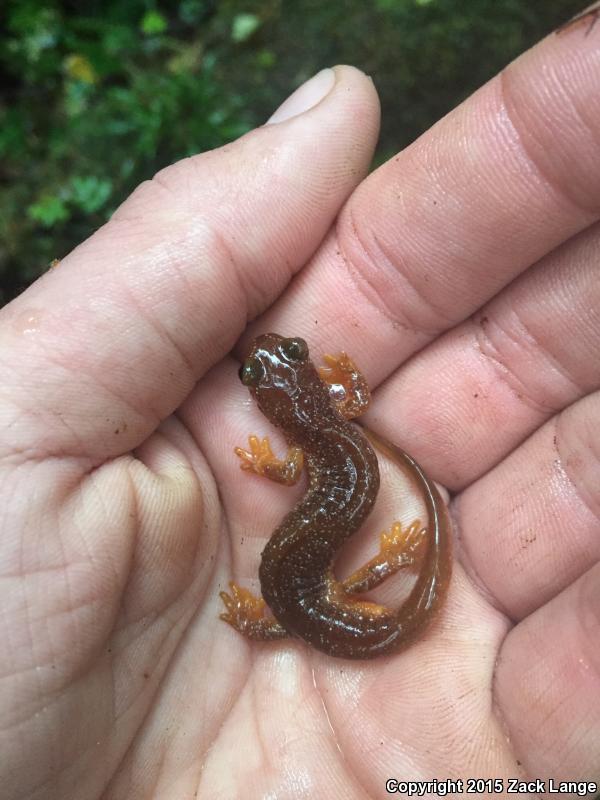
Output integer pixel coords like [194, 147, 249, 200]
[0, 0, 582, 305]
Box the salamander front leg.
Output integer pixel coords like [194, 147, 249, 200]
[342, 519, 427, 595]
[220, 582, 289, 641]
[319, 351, 371, 419]
[235, 435, 303, 485]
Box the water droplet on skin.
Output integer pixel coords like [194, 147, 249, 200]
[12, 308, 44, 335]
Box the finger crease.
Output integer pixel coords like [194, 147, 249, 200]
[473, 314, 563, 416]
[338, 208, 447, 338]
[499, 69, 600, 219]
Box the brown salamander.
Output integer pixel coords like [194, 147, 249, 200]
[220, 333, 451, 659]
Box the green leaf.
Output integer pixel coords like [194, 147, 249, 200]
[141, 11, 168, 36]
[256, 49, 276, 68]
[28, 196, 70, 227]
[102, 24, 135, 57]
[69, 176, 113, 213]
[0, 109, 27, 157]
[64, 80, 92, 117]
[231, 13, 261, 43]
[179, 0, 206, 25]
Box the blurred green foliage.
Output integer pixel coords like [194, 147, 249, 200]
[0, 0, 581, 304]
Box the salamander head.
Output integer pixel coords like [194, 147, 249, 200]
[239, 333, 332, 431]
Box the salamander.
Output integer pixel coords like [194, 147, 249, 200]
[219, 333, 451, 659]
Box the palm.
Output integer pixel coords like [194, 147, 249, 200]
[3, 26, 600, 800]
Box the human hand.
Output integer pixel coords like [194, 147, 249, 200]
[2, 21, 599, 800]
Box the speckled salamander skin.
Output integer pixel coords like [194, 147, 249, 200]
[239, 333, 451, 659]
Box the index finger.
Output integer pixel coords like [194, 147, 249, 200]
[241, 23, 600, 383]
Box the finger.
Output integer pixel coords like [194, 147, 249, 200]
[456, 390, 600, 620]
[237, 24, 600, 389]
[495, 560, 600, 780]
[369, 220, 600, 487]
[0, 66, 380, 462]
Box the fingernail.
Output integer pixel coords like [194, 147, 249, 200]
[267, 68, 336, 124]
[555, 2, 600, 35]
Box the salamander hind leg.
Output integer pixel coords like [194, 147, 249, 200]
[235, 435, 303, 485]
[342, 519, 427, 595]
[219, 582, 289, 641]
[318, 352, 371, 419]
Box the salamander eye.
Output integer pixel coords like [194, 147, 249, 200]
[280, 337, 308, 362]
[239, 357, 265, 386]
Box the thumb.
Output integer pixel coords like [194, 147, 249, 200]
[0, 66, 380, 462]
